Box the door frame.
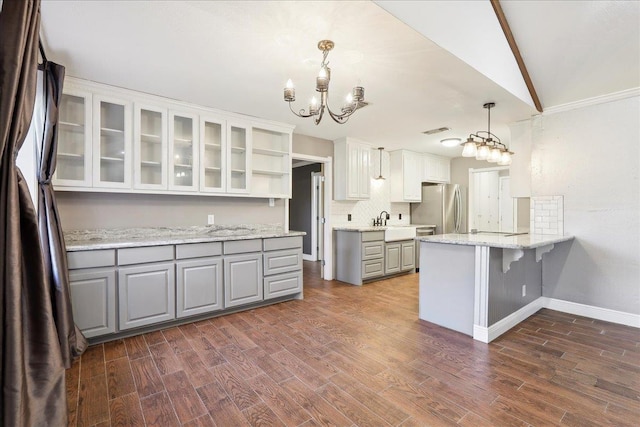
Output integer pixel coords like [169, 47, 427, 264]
[311, 171, 324, 262]
[286, 153, 333, 280]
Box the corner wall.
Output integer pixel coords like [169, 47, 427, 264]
[533, 94, 639, 315]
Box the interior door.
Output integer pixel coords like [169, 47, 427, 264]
[312, 172, 325, 278]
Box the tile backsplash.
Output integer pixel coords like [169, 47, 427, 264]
[530, 195, 564, 235]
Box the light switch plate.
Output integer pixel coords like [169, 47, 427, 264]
[207, 214, 215, 225]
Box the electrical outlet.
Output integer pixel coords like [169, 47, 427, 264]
[269, 198, 275, 207]
[522, 285, 526, 297]
[348, 214, 352, 221]
[207, 214, 215, 225]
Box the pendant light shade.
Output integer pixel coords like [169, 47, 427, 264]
[461, 138, 477, 157]
[375, 147, 385, 180]
[476, 143, 490, 160]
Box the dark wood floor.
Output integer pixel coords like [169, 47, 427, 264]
[67, 261, 640, 426]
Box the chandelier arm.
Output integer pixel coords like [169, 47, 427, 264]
[288, 102, 314, 118]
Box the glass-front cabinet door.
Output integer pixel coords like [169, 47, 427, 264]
[134, 104, 167, 190]
[199, 115, 226, 193]
[226, 121, 251, 193]
[92, 95, 132, 188]
[54, 89, 92, 187]
[169, 110, 198, 191]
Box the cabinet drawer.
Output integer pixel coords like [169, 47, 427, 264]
[223, 239, 262, 255]
[264, 271, 302, 300]
[118, 245, 174, 265]
[263, 249, 302, 276]
[361, 241, 384, 260]
[68, 249, 116, 270]
[362, 259, 384, 279]
[176, 242, 222, 259]
[263, 236, 302, 251]
[361, 231, 384, 242]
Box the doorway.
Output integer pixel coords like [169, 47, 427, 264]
[468, 166, 516, 233]
[287, 153, 333, 280]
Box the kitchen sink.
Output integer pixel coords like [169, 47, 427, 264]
[384, 226, 416, 242]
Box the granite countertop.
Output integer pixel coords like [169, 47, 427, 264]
[417, 233, 574, 249]
[333, 224, 423, 232]
[65, 224, 305, 251]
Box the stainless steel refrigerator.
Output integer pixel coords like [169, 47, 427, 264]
[410, 183, 466, 234]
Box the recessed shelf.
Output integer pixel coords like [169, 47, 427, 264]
[101, 127, 124, 136]
[252, 169, 289, 176]
[253, 147, 288, 156]
[100, 156, 125, 162]
[141, 161, 161, 167]
[58, 152, 84, 159]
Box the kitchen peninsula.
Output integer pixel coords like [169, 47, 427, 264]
[417, 233, 573, 343]
[65, 224, 304, 343]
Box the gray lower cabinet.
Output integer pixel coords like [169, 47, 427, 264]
[263, 236, 303, 300]
[118, 262, 175, 330]
[401, 241, 415, 271]
[176, 257, 223, 318]
[385, 243, 401, 275]
[224, 253, 263, 308]
[69, 267, 116, 338]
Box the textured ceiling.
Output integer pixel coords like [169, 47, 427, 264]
[39, 1, 639, 157]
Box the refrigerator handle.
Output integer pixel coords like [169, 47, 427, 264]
[454, 187, 461, 233]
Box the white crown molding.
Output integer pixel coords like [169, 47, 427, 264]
[543, 87, 640, 116]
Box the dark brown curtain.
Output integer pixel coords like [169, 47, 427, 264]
[37, 54, 88, 368]
[1, 1, 68, 426]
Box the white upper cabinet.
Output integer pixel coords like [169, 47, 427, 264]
[133, 103, 167, 190]
[390, 150, 421, 202]
[226, 121, 251, 194]
[199, 115, 226, 193]
[92, 94, 132, 189]
[169, 110, 199, 192]
[334, 138, 371, 200]
[422, 153, 450, 183]
[251, 124, 292, 198]
[54, 88, 92, 187]
[55, 78, 294, 198]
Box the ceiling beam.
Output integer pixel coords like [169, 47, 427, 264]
[491, 0, 543, 112]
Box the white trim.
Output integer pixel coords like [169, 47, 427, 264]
[310, 173, 319, 261]
[541, 297, 640, 328]
[302, 254, 314, 261]
[543, 87, 640, 115]
[474, 298, 545, 343]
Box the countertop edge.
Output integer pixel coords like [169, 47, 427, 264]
[416, 234, 574, 249]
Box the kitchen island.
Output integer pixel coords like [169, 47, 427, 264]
[65, 224, 305, 343]
[417, 233, 574, 343]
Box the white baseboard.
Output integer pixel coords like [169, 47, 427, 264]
[473, 297, 640, 343]
[302, 254, 315, 261]
[541, 297, 640, 328]
[473, 298, 545, 343]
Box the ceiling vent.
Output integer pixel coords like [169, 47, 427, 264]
[422, 127, 450, 135]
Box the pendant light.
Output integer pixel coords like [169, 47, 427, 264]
[461, 102, 514, 165]
[375, 147, 385, 180]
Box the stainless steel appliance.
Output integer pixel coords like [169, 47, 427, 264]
[414, 226, 435, 272]
[410, 183, 467, 235]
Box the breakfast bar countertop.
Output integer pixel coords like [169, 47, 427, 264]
[417, 232, 574, 250]
[65, 224, 305, 251]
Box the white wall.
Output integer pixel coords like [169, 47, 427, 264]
[532, 94, 640, 315]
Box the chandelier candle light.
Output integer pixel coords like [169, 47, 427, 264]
[284, 40, 367, 125]
[461, 102, 514, 166]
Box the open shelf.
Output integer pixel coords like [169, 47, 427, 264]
[253, 147, 288, 156]
[252, 169, 289, 176]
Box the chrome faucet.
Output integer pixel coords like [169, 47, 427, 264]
[376, 210, 390, 226]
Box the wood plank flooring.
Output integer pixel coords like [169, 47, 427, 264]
[67, 261, 640, 426]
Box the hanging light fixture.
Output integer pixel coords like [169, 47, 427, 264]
[375, 147, 385, 180]
[461, 102, 514, 165]
[284, 40, 367, 125]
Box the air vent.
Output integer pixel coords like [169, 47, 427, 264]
[422, 127, 450, 135]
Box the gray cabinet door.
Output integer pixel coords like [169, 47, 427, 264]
[224, 253, 263, 308]
[401, 241, 415, 271]
[69, 268, 116, 338]
[385, 243, 401, 275]
[176, 257, 223, 318]
[118, 262, 175, 330]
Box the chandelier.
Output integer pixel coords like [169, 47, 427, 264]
[284, 40, 367, 125]
[461, 102, 514, 165]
